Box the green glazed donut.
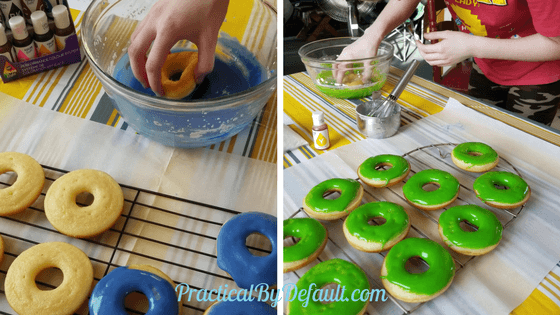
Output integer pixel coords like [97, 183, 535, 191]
[283, 218, 328, 273]
[380, 238, 455, 303]
[451, 142, 499, 172]
[303, 178, 364, 220]
[402, 169, 460, 210]
[287, 258, 370, 315]
[473, 171, 530, 209]
[343, 201, 410, 252]
[357, 154, 410, 188]
[438, 205, 503, 256]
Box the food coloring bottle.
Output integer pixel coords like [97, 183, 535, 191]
[9, 15, 37, 61]
[31, 10, 55, 56]
[52, 4, 73, 51]
[0, 0, 23, 29]
[0, 23, 16, 61]
[20, 0, 45, 24]
[312, 111, 331, 150]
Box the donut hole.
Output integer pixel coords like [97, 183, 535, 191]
[170, 71, 183, 82]
[322, 190, 341, 200]
[246, 232, 272, 257]
[75, 191, 95, 207]
[124, 291, 150, 314]
[35, 267, 63, 291]
[460, 220, 479, 232]
[493, 184, 509, 190]
[422, 182, 440, 192]
[284, 236, 301, 247]
[318, 283, 343, 304]
[467, 151, 483, 157]
[375, 163, 393, 171]
[405, 256, 430, 274]
[368, 216, 387, 226]
[0, 171, 17, 189]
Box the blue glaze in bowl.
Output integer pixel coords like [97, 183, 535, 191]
[82, 0, 276, 148]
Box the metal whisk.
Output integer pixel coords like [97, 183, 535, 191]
[367, 59, 421, 117]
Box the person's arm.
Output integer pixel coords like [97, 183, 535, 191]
[335, 0, 421, 83]
[417, 31, 560, 67]
[128, 0, 229, 97]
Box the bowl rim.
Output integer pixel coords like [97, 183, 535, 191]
[81, 0, 277, 112]
[298, 37, 394, 64]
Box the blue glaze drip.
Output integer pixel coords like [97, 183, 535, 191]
[207, 299, 276, 314]
[217, 212, 277, 289]
[89, 266, 179, 315]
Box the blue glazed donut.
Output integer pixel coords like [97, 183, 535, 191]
[217, 212, 277, 289]
[204, 299, 275, 314]
[89, 266, 179, 315]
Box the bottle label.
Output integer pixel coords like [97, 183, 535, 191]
[0, 49, 14, 62]
[0, 1, 24, 24]
[36, 37, 56, 56]
[21, 0, 44, 21]
[14, 42, 37, 61]
[312, 129, 330, 150]
[55, 33, 72, 51]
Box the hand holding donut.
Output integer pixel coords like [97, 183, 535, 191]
[128, 0, 230, 96]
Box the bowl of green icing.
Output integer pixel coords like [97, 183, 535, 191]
[299, 38, 394, 99]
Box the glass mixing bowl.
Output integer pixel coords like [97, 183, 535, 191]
[82, 0, 277, 148]
[299, 38, 393, 99]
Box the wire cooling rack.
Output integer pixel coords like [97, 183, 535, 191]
[284, 143, 526, 315]
[0, 164, 273, 315]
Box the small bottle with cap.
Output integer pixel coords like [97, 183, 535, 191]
[312, 111, 330, 150]
[52, 4, 74, 51]
[8, 15, 37, 61]
[31, 10, 55, 56]
[0, 23, 16, 61]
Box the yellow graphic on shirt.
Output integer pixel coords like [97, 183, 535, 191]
[316, 133, 327, 147]
[477, 0, 507, 5]
[450, 4, 488, 36]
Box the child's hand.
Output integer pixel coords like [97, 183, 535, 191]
[416, 31, 474, 67]
[128, 0, 229, 96]
[334, 36, 379, 84]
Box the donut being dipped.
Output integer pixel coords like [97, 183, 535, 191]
[161, 51, 198, 99]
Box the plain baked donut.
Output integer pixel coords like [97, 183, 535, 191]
[89, 265, 181, 315]
[5, 242, 93, 315]
[44, 169, 124, 238]
[161, 51, 198, 99]
[0, 151, 45, 216]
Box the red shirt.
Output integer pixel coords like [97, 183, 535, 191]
[445, 0, 560, 85]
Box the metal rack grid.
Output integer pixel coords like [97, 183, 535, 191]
[284, 143, 525, 314]
[0, 164, 273, 315]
